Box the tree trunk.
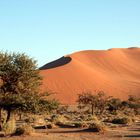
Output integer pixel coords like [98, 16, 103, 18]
[6, 108, 11, 122]
[91, 104, 94, 115]
[0, 108, 2, 131]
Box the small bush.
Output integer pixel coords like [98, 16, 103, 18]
[88, 122, 106, 133]
[74, 121, 88, 128]
[15, 124, 34, 135]
[112, 117, 133, 125]
[74, 122, 83, 128]
[88, 116, 107, 133]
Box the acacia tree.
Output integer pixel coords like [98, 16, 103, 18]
[77, 91, 110, 115]
[0, 52, 59, 125]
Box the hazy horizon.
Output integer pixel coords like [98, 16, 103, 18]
[0, 0, 140, 66]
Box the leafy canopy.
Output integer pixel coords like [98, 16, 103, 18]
[0, 52, 58, 115]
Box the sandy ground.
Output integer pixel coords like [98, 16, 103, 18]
[1, 121, 140, 140]
[40, 48, 140, 104]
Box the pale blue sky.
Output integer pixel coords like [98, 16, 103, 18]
[0, 0, 140, 66]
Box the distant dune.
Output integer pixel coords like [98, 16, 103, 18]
[40, 47, 140, 104]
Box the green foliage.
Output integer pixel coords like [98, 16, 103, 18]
[0, 52, 41, 112]
[39, 98, 59, 114]
[77, 91, 109, 115]
[0, 52, 59, 122]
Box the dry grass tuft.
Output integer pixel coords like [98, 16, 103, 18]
[88, 116, 107, 133]
[2, 119, 16, 135]
[14, 124, 35, 136]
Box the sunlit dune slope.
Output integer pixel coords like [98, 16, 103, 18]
[40, 47, 140, 104]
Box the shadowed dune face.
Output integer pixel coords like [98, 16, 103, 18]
[40, 48, 140, 104]
[39, 56, 72, 70]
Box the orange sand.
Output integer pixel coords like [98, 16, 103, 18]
[40, 47, 140, 104]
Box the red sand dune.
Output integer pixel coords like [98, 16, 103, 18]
[40, 47, 140, 104]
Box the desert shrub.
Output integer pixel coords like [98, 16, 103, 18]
[74, 122, 83, 128]
[74, 121, 88, 128]
[112, 117, 133, 125]
[2, 119, 16, 135]
[88, 122, 106, 133]
[88, 115, 107, 133]
[15, 124, 34, 135]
